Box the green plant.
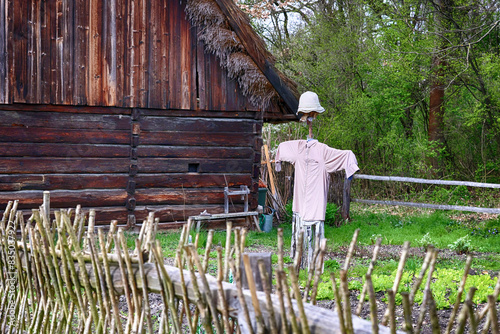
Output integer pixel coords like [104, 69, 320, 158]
[448, 235, 473, 254]
[324, 259, 340, 271]
[416, 232, 435, 251]
[325, 203, 340, 227]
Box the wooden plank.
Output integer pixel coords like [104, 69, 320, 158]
[26, 0, 40, 103]
[209, 44, 222, 110]
[48, 0, 57, 104]
[61, 0, 74, 104]
[0, 0, 6, 103]
[138, 107, 257, 119]
[0, 110, 131, 129]
[11, 0, 28, 102]
[135, 173, 251, 189]
[353, 199, 500, 214]
[0, 173, 129, 191]
[354, 174, 500, 189]
[0, 189, 127, 208]
[115, 0, 125, 106]
[134, 204, 247, 223]
[146, 0, 161, 109]
[160, 0, 169, 109]
[196, 37, 207, 110]
[37, 0, 51, 103]
[0, 157, 130, 174]
[139, 131, 255, 147]
[0, 127, 130, 144]
[0, 143, 130, 158]
[137, 0, 147, 107]
[0, 103, 133, 115]
[135, 188, 244, 206]
[74, 0, 89, 104]
[101, 0, 117, 105]
[137, 146, 254, 159]
[88, 0, 103, 105]
[140, 116, 256, 132]
[180, 0, 193, 110]
[6, 0, 14, 103]
[138, 158, 252, 173]
[124, 0, 135, 107]
[91, 207, 130, 224]
[54, 0, 63, 102]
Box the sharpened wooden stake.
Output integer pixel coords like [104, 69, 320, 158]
[230, 259, 254, 334]
[243, 253, 265, 333]
[401, 292, 413, 334]
[279, 271, 300, 334]
[224, 221, 232, 282]
[445, 255, 473, 334]
[366, 274, 379, 334]
[343, 229, 359, 271]
[382, 241, 410, 326]
[387, 289, 396, 334]
[288, 265, 310, 334]
[330, 272, 346, 334]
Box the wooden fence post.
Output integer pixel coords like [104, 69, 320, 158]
[342, 176, 352, 220]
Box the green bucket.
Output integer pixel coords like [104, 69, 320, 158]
[258, 188, 268, 207]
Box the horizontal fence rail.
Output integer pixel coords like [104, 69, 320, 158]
[354, 174, 500, 189]
[351, 174, 500, 214]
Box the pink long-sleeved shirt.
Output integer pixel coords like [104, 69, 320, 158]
[275, 140, 359, 221]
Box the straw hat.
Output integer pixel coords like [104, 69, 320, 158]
[297, 91, 324, 122]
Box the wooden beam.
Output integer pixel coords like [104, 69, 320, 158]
[353, 199, 500, 214]
[354, 174, 500, 189]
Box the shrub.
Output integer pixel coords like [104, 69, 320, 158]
[448, 235, 473, 254]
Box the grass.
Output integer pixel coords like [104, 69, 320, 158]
[325, 204, 500, 254]
[134, 203, 500, 277]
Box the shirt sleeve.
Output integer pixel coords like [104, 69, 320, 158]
[275, 140, 300, 172]
[323, 146, 360, 178]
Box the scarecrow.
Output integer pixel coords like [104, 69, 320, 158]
[275, 91, 359, 269]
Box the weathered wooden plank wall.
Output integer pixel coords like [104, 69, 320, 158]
[0, 104, 263, 226]
[0, 104, 131, 222]
[0, 0, 273, 113]
[132, 109, 262, 227]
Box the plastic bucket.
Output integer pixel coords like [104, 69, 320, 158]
[258, 188, 268, 207]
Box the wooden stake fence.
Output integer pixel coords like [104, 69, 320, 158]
[0, 194, 499, 333]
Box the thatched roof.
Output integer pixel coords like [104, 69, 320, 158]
[185, 0, 299, 120]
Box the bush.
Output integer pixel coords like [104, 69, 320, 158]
[282, 200, 341, 227]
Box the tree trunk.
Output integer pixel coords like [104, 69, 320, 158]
[428, 0, 448, 176]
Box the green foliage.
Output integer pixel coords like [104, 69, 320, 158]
[448, 235, 473, 254]
[324, 259, 340, 271]
[416, 233, 435, 251]
[430, 186, 470, 206]
[346, 267, 500, 309]
[325, 203, 340, 227]
[259, 0, 500, 183]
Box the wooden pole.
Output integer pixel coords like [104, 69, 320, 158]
[342, 176, 352, 220]
[263, 144, 276, 196]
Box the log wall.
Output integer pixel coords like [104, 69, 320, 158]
[0, 104, 263, 227]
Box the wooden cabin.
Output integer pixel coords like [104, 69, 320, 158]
[0, 0, 298, 228]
